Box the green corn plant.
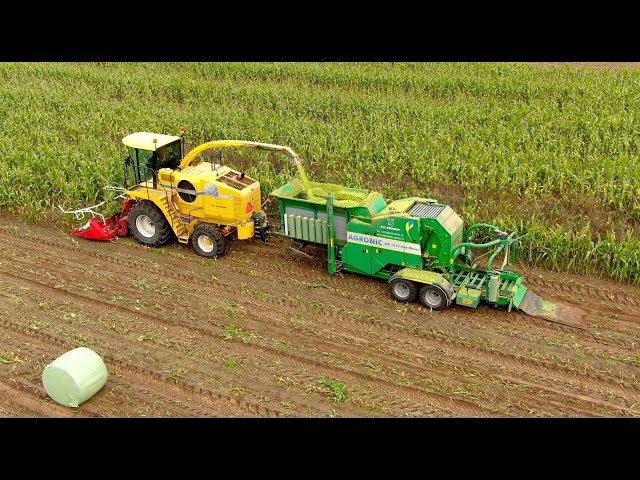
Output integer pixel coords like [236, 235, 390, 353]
[0, 62, 639, 283]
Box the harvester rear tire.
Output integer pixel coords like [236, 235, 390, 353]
[389, 278, 417, 303]
[418, 285, 448, 310]
[128, 200, 174, 248]
[191, 223, 226, 258]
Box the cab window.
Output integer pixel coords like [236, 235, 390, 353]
[156, 140, 182, 169]
[135, 148, 155, 180]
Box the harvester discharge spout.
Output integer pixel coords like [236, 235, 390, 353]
[178, 140, 313, 198]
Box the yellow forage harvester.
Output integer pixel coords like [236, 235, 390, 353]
[62, 131, 289, 257]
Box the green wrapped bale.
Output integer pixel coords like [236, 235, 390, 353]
[42, 347, 108, 408]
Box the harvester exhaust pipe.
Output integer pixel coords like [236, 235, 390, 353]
[179, 127, 186, 157]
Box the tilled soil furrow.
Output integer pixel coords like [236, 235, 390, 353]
[0, 327, 246, 417]
[4, 237, 637, 381]
[15, 255, 636, 416]
[1, 218, 639, 417]
[0, 270, 484, 417]
[0, 379, 81, 417]
[0, 264, 624, 418]
[2, 248, 636, 416]
[0, 316, 286, 417]
[524, 278, 640, 329]
[2, 277, 416, 417]
[4, 228, 638, 354]
[5, 300, 632, 413]
[238, 239, 640, 324]
[525, 276, 640, 310]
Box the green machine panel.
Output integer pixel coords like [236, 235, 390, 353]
[341, 218, 423, 278]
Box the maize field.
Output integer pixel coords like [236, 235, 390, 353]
[0, 62, 639, 282]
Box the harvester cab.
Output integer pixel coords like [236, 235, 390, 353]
[122, 132, 183, 188]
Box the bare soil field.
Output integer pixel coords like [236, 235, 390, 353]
[1, 216, 639, 417]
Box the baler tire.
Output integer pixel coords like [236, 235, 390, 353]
[418, 285, 448, 311]
[389, 278, 417, 303]
[128, 200, 174, 247]
[191, 224, 226, 258]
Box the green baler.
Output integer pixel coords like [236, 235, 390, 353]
[271, 177, 544, 313]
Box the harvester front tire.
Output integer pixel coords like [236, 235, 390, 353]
[389, 278, 417, 303]
[419, 285, 448, 310]
[128, 200, 173, 247]
[191, 224, 226, 258]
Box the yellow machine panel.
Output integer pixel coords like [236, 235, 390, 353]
[237, 221, 255, 240]
[156, 163, 261, 227]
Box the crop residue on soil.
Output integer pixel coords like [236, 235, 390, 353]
[0, 216, 640, 417]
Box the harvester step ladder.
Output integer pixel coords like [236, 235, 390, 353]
[159, 194, 189, 244]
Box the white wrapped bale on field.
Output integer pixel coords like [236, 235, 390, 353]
[42, 347, 108, 408]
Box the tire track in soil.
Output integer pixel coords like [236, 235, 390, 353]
[0, 292, 632, 416]
[0, 244, 576, 415]
[238, 242, 640, 346]
[6, 228, 636, 363]
[0, 271, 404, 417]
[0, 322, 202, 417]
[0, 254, 627, 417]
[0, 326, 251, 417]
[525, 275, 640, 315]
[241, 242, 640, 334]
[523, 278, 640, 338]
[3, 240, 636, 408]
[1, 231, 632, 366]
[0, 219, 639, 416]
[521, 278, 640, 334]
[0, 316, 285, 417]
[0, 276, 323, 417]
[525, 274, 640, 310]
[0, 238, 636, 414]
[0, 380, 78, 417]
[0, 266, 484, 417]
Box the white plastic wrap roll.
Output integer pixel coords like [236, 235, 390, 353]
[42, 347, 108, 407]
